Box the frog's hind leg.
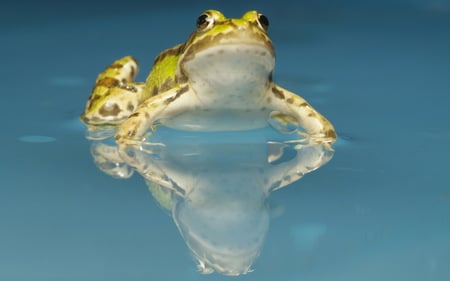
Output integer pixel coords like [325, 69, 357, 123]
[267, 85, 337, 145]
[114, 83, 196, 146]
[81, 56, 147, 126]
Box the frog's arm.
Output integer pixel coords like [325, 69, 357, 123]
[267, 85, 337, 144]
[114, 83, 197, 145]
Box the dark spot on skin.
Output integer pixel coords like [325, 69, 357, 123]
[299, 102, 308, 107]
[308, 113, 315, 117]
[326, 129, 337, 139]
[177, 74, 188, 84]
[99, 103, 121, 117]
[164, 86, 189, 105]
[272, 87, 284, 99]
[129, 112, 140, 118]
[87, 95, 101, 110]
[109, 63, 123, 69]
[128, 128, 137, 138]
[153, 45, 184, 65]
[96, 77, 120, 88]
[179, 85, 190, 94]
[286, 97, 294, 104]
[130, 66, 135, 78]
[159, 77, 175, 93]
[127, 102, 134, 112]
[228, 21, 240, 29]
[151, 86, 158, 97]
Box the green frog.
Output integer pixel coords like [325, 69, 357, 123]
[80, 10, 336, 145]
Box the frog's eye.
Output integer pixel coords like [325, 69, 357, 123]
[257, 13, 269, 31]
[196, 13, 215, 30]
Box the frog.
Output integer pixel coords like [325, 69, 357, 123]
[80, 10, 337, 146]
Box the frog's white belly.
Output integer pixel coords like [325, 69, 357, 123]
[166, 43, 275, 131]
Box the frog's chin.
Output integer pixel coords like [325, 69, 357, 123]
[181, 43, 275, 85]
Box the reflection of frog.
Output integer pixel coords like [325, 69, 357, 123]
[101, 135, 334, 275]
[85, 129, 334, 275]
[80, 10, 336, 145]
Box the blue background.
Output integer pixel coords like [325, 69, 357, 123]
[1, 0, 450, 280]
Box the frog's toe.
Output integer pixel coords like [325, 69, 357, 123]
[115, 119, 142, 144]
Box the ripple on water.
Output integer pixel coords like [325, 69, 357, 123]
[48, 76, 87, 87]
[18, 135, 56, 143]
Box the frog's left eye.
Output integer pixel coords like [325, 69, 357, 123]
[196, 13, 215, 30]
[257, 13, 269, 31]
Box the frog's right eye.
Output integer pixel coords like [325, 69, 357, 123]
[257, 13, 269, 31]
[196, 13, 215, 30]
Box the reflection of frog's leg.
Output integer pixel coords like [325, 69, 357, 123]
[115, 83, 196, 145]
[81, 56, 147, 126]
[267, 85, 337, 144]
[265, 143, 334, 193]
[90, 141, 134, 179]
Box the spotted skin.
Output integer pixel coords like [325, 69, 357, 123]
[268, 85, 337, 141]
[80, 10, 337, 146]
[81, 56, 146, 125]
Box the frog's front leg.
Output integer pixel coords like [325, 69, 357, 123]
[81, 56, 147, 126]
[267, 85, 337, 144]
[115, 83, 195, 145]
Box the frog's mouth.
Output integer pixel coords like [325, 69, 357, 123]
[180, 29, 275, 80]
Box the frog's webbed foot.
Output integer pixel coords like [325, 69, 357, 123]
[267, 85, 337, 146]
[80, 56, 147, 126]
[115, 83, 194, 146]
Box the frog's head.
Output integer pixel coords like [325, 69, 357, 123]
[178, 10, 275, 100]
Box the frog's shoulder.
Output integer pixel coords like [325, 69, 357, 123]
[146, 44, 185, 96]
[153, 44, 184, 66]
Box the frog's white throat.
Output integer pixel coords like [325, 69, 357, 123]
[181, 43, 275, 109]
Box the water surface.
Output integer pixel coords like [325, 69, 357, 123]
[1, 1, 450, 280]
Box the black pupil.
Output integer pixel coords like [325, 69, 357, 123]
[259, 14, 269, 29]
[196, 14, 208, 28]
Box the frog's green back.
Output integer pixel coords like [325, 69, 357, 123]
[145, 44, 184, 97]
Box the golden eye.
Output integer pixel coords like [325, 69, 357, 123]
[196, 13, 214, 30]
[257, 13, 269, 31]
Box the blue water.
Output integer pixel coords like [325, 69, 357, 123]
[1, 1, 450, 280]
